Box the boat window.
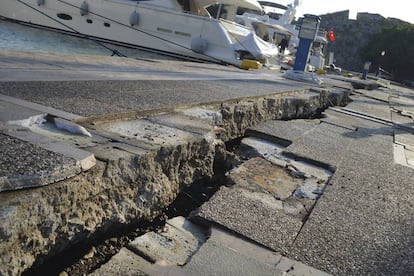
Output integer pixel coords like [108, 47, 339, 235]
[57, 13, 72, 20]
[174, 31, 191, 37]
[177, 0, 190, 11]
[86, 19, 93, 24]
[237, 7, 262, 16]
[104, 22, 110, 27]
[157, 27, 173, 33]
[205, 4, 232, 20]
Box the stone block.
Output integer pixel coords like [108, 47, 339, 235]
[194, 186, 303, 253]
[183, 226, 282, 276]
[128, 216, 207, 266]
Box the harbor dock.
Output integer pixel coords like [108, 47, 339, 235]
[1, 49, 413, 275]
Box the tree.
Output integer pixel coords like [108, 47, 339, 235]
[360, 23, 414, 81]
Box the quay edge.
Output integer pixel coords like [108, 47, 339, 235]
[0, 85, 350, 275]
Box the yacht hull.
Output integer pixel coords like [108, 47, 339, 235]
[0, 0, 248, 65]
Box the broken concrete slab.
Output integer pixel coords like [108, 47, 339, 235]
[180, 107, 223, 126]
[293, 178, 324, 200]
[89, 247, 186, 276]
[192, 143, 334, 253]
[147, 112, 217, 137]
[101, 119, 199, 146]
[228, 157, 302, 200]
[239, 137, 332, 183]
[5, 128, 96, 172]
[0, 132, 82, 192]
[128, 216, 207, 266]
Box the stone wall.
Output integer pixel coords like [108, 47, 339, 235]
[318, 10, 406, 72]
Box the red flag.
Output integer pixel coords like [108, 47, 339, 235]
[327, 29, 336, 42]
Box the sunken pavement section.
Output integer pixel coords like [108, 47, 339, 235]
[1, 72, 414, 275]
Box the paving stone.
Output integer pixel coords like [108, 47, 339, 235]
[405, 149, 414, 166]
[194, 185, 303, 253]
[183, 226, 331, 276]
[128, 216, 207, 266]
[239, 136, 285, 158]
[276, 256, 331, 276]
[393, 144, 409, 167]
[90, 247, 188, 276]
[0, 93, 82, 121]
[182, 226, 282, 276]
[247, 119, 319, 146]
[394, 129, 414, 151]
[353, 88, 397, 102]
[0, 100, 44, 122]
[322, 108, 375, 131]
[345, 96, 392, 121]
[89, 248, 148, 276]
[389, 94, 414, 115]
[391, 111, 414, 133]
[283, 122, 353, 169]
[289, 122, 414, 275]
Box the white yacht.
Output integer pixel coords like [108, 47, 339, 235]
[236, 0, 329, 70]
[0, 0, 279, 66]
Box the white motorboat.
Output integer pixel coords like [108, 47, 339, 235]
[0, 0, 279, 66]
